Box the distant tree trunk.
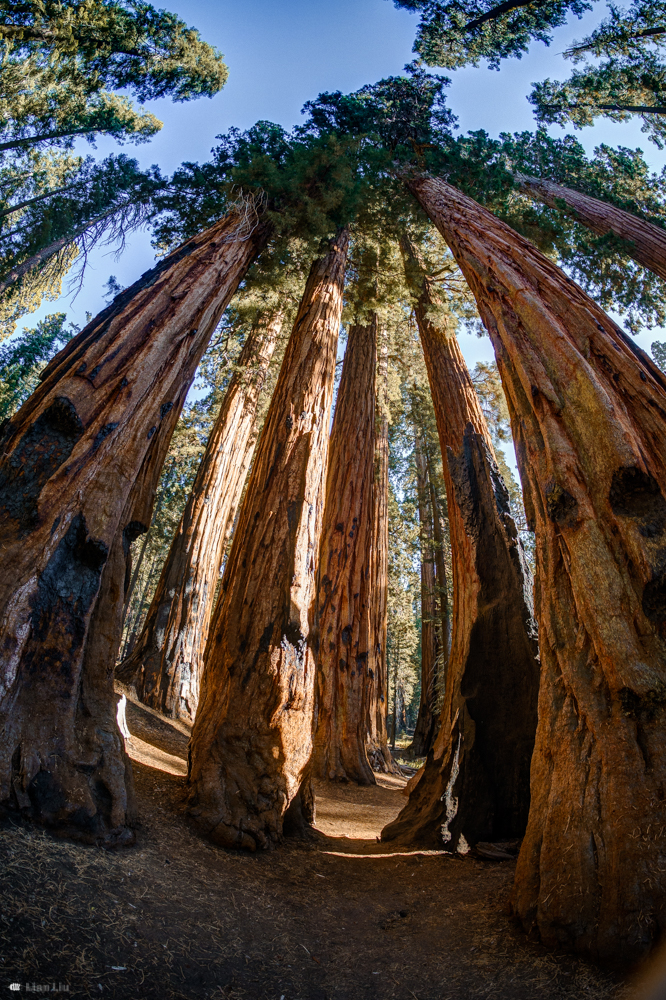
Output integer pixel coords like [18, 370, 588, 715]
[410, 431, 440, 757]
[0, 203, 269, 845]
[516, 173, 666, 282]
[427, 452, 450, 666]
[383, 232, 539, 851]
[312, 318, 377, 785]
[117, 310, 283, 723]
[409, 174, 666, 965]
[122, 526, 151, 621]
[186, 229, 349, 851]
[366, 335, 399, 774]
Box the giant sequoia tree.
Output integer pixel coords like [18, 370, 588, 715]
[383, 237, 539, 850]
[410, 427, 441, 756]
[118, 309, 283, 722]
[366, 329, 399, 774]
[186, 229, 348, 850]
[313, 317, 377, 785]
[0, 203, 268, 843]
[409, 173, 666, 964]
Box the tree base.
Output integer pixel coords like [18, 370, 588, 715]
[1, 736, 137, 848]
[187, 736, 315, 852]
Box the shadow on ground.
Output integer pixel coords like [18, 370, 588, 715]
[0, 697, 643, 999]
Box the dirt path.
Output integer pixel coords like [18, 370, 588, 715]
[0, 698, 644, 999]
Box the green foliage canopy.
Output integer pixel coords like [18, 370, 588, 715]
[0, 0, 228, 154]
[391, 0, 590, 69]
[531, 2, 666, 147]
[0, 310, 75, 416]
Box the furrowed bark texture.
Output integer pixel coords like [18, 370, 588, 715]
[517, 174, 666, 282]
[411, 175, 666, 965]
[383, 238, 539, 851]
[0, 204, 268, 845]
[428, 454, 451, 667]
[313, 318, 377, 785]
[186, 230, 349, 851]
[410, 431, 440, 757]
[366, 338, 398, 775]
[118, 310, 283, 723]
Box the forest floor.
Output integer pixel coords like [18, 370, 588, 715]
[0, 696, 653, 1000]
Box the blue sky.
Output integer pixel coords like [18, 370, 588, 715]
[26, 0, 666, 375]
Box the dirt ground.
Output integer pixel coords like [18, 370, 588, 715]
[0, 697, 652, 1000]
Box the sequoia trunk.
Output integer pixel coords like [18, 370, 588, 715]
[410, 431, 440, 757]
[312, 318, 377, 785]
[366, 336, 398, 774]
[186, 230, 349, 851]
[0, 203, 268, 845]
[118, 310, 283, 723]
[517, 173, 666, 282]
[427, 453, 451, 665]
[409, 174, 666, 965]
[383, 235, 539, 850]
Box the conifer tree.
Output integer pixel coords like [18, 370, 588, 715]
[408, 172, 666, 964]
[119, 307, 284, 723]
[186, 230, 349, 850]
[392, 0, 590, 70]
[383, 234, 539, 850]
[531, 2, 666, 147]
[366, 327, 399, 773]
[313, 317, 378, 785]
[0, 1, 228, 154]
[0, 311, 76, 415]
[0, 154, 163, 334]
[410, 424, 442, 756]
[0, 201, 269, 844]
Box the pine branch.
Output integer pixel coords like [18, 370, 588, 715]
[0, 127, 107, 152]
[543, 102, 666, 115]
[0, 183, 79, 220]
[565, 25, 666, 56]
[464, 0, 545, 33]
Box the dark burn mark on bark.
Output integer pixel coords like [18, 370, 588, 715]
[147, 426, 157, 439]
[341, 625, 352, 646]
[545, 482, 579, 528]
[92, 422, 119, 452]
[0, 397, 83, 532]
[448, 424, 513, 542]
[642, 569, 666, 624]
[609, 466, 666, 538]
[23, 513, 108, 691]
[620, 684, 666, 723]
[122, 520, 147, 558]
[160, 402, 173, 420]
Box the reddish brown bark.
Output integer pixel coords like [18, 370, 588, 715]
[409, 174, 666, 964]
[427, 452, 451, 666]
[118, 310, 283, 723]
[411, 430, 440, 757]
[313, 318, 377, 785]
[383, 236, 539, 850]
[186, 230, 349, 851]
[366, 335, 398, 774]
[516, 174, 666, 282]
[0, 204, 268, 844]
